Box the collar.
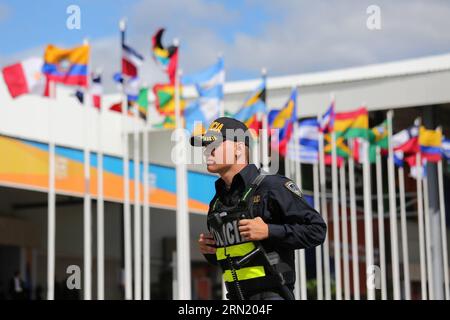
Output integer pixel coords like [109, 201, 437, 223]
[214, 164, 259, 194]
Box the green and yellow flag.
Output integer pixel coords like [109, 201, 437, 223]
[152, 83, 186, 115]
[137, 87, 149, 121]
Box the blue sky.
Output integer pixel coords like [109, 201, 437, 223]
[1, 0, 450, 91]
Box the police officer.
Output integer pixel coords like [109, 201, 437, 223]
[192, 117, 327, 300]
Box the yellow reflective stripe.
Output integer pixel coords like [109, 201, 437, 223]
[223, 266, 266, 282]
[216, 242, 256, 261]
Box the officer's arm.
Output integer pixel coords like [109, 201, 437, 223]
[267, 178, 327, 250]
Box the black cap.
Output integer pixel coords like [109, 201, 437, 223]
[190, 117, 252, 147]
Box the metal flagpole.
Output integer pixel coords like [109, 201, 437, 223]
[218, 53, 225, 118]
[362, 139, 375, 300]
[375, 146, 387, 300]
[437, 156, 450, 299]
[423, 173, 434, 299]
[313, 162, 324, 300]
[318, 119, 331, 300]
[133, 94, 142, 300]
[286, 134, 300, 300]
[47, 80, 56, 300]
[339, 162, 350, 300]
[294, 122, 307, 300]
[120, 18, 133, 300]
[348, 138, 360, 300]
[398, 164, 411, 300]
[331, 132, 342, 300]
[416, 152, 427, 299]
[96, 71, 105, 300]
[252, 124, 260, 169]
[143, 101, 151, 300]
[83, 38, 92, 300]
[387, 110, 401, 299]
[260, 68, 269, 173]
[174, 66, 192, 300]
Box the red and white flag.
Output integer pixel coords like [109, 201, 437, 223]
[122, 44, 144, 78]
[91, 73, 102, 108]
[2, 57, 45, 98]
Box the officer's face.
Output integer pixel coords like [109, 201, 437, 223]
[203, 140, 238, 173]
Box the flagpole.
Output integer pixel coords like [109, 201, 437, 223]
[416, 152, 427, 299]
[260, 68, 269, 173]
[318, 117, 331, 300]
[174, 65, 192, 300]
[252, 136, 260, 168]
[375, 146, 387, 299]
[387, 110, 401, 299]
[398, 164, 411, 300]
[362, 139, 375, 300]
[120, 18, 133, 300]
[142, 88, 151, 300]
[348, 139, 360, 300]
[133, 90, 142, 300]
[82, 38, 92, 301]
[437, 153, 450, 299]
[286, 134, 300, 300]
[96, 70, 105, 300]
[339, 161, 350, 300]
[313, 162, 324, 300]
[218, 53, 225, 118]
[331, 131, 342, 300]
[423, 171, 434, 299]
[294, 122, 307, 300]
[47, 80, 56, 300]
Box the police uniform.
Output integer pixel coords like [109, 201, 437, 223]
[191, 117, 327, 300]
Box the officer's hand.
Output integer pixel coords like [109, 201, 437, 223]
[239, 217, 269, 241]
[198, 233, 216, 254]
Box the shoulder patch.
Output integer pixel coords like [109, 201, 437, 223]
[284, 180, 303, 197]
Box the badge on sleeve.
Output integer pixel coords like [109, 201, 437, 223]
[284, 180, 303, 197]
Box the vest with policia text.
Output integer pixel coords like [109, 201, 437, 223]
[208, 174, 292, 297]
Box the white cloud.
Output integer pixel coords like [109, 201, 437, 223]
[220, 0, 450, 77]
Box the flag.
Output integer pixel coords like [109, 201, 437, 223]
[407, 157, 428, 179]
[234, 79, 266, 130]
[334, 107, 370, 140]
[75, 72, 102, 109]
[319, 101, 335, 133]
[442, 138, 450, 161]
[152, 83, 186, 115]
[124, 77, 140, 102]
[152, 28, 178, 84]
[394, 151, 404, 167]
[122, 43, 144, 78]
[182, 57, 224, 133]
[113, 73, 140, 101]
[419, 126, 442, 163]
[324, 134, 351, 159]
[353, 119, 389, 163]
[91, 73, 102, 108]
[289, 118, 319, 164]
[268, 88, 297, 156]
[42, 44, 89, 88]
[392, 119, 419, 154]
[154, 114, 176, 129]
[369, 119, 389, 149]
[136, 87, 149, 121]
[2, 57, 45, 98]
[109, 101, 133, 115]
